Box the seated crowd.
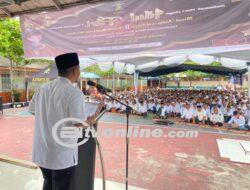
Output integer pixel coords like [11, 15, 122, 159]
[104, 88, 250, 130]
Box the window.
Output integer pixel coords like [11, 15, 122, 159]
[1, 74, 11, 92]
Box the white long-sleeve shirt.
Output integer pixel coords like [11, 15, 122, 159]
[193, 109, 207, 121]
[210, 112, 224, 123]
[173, 103, 181, 113]
[138, 104, 147, 113]
[224, 108, 234, 116]
[228, 116, 245, 126]
[163, 105, 173, 114]
[181, 108, 194, 119]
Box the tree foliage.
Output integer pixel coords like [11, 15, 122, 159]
[84, 64, 116, 77]
[0, 18, 24, 65]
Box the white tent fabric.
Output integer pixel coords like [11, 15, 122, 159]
[79, 53, 249, 74]
[125, 64, 135, 74]
[136, 61, 160, 70]
[163, 56, 186, 66]
[220, 57, 247, 70]
[114, 61, 125, 74]
[97, 62, 113, 72]
[79, 61, 94, 69]
[189, 55, 215, 65]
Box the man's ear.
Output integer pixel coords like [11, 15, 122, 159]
[73, 67, 79, 76]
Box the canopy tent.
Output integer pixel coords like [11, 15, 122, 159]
[78, 54, 249, 75]
[138, 64, 247, 77]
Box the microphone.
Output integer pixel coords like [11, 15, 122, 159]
[87, 80, 112, 93]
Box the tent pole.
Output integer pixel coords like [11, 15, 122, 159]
[247, 62, 250, 126]
[112, 62, 115, 92]
[107, 74, 109, 88]
[240, 74, 243, 91]
[234, 75, 236, 92]
[134, 71, 138, 94]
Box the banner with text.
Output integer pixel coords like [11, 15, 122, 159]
[20, 0, 250, 58]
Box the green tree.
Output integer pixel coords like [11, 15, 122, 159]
[84, 64, 115, 77]
[0, 18, 24, 64]
[0, 18, 24, 102]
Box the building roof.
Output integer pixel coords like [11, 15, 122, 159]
[0, 55, 10, 67]
[0, 0, 109, 18]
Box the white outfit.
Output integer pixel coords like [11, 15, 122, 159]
[29, 77, 86, 170]
[193, 109, 207, 121]
[228, 116, 245, 126]
[173, 103, 181, 114]
[138, 104, 147, 113]
[210, 112, 224, 123]
[163, 105, 173, 114]
[181, 108, 194, 119]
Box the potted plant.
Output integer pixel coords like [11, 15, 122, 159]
[13, 90, 21, 102]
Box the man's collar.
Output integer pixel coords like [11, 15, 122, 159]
[58, 76, 72, 84]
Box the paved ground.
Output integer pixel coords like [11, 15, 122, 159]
[1, 108, 250, 190]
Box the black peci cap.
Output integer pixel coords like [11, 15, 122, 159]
[55, 53, 79, 70]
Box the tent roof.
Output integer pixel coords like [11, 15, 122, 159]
[0, 55, 10, 67]
[81, 72, 100, 79]
[138, 64, 247, 77]
[211, 49, 250, 61]
[0, 0, 107, 18]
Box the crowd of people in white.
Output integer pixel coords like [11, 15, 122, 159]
[103, 89, 249, 130]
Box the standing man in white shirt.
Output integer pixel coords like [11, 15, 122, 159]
[29, 53, 91, 190]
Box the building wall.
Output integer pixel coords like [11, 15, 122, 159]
[0, 68, 39, 103]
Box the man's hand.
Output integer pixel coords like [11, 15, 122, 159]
[86, 115, 96, 126]
[74, 123, 89, 128]
[86, 101, 105, 126]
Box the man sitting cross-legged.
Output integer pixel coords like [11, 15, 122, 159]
[209, 106, 224, 127]
[228, 110, 248, 130]
[181, 103, 194, 123]
[223, 105, 234, 123]
[193, 105, 207, 124]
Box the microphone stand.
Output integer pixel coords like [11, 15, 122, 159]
[98, 88, 132, 190]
